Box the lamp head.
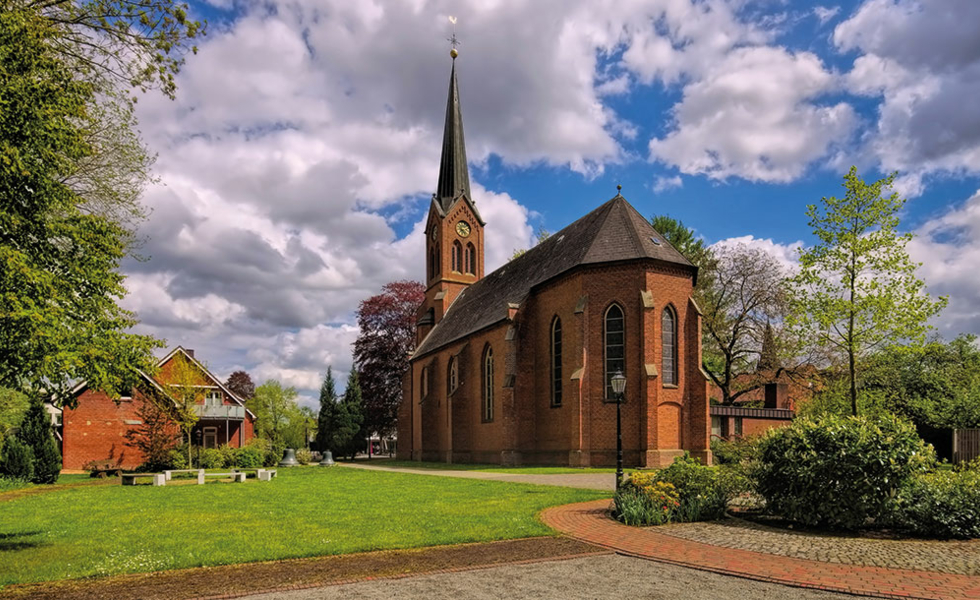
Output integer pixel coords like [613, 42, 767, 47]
[611, 370, 627, 395]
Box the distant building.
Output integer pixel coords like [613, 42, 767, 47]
[397, 52, 712, 467]
[60, 347, 256, 470]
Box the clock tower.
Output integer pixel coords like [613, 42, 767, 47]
[417, 51, 485, 345]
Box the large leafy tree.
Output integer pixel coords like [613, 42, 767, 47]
[164, 353, 203, 465]
[224, 370, 256, 401]
[124, 390, 181, 471]
[788, 167, 947, 416]
[248, 380, 299, 446]
[0, 8, 162, 401]
[353, 281, 425, 438]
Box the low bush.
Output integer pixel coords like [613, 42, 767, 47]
[218, 444, 239, 468]
[710, 436, 760, 466]
[0, 438, 34, 481]
[198, 448, 225, 469]
[614, 477, 679, 526]
[755, 413, 934, 530]
[265, 439, 286, 467]
[898, 470, 980, 539]
[168, 448, 189, 470]
[653, 454, 732, 522]
[236, 440, 266, 468]
[296, 448, 314, 465]
[0, 476, 31, 493]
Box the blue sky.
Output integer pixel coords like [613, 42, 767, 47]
[124, 0, 980, 404]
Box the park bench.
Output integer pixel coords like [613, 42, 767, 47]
[121, 473, 165, 486]
[197, 471, 246, 484]
[164, 468, 204, 481]
[233, 468, 278, 481]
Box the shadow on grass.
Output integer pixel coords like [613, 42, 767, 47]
[0, 530, 47, 551]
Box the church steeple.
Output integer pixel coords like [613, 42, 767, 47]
[435, 57, 471, 210]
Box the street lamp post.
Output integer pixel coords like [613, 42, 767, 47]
[610, 370, 627, 491]
[195, 429, 203, 469]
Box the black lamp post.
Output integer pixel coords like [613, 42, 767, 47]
[195, 429, 203, 469]
[610, 370, 627, 491]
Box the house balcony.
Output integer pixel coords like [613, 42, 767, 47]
[193, 404, 246, 420]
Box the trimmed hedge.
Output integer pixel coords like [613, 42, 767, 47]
[756, 413, 934, 530]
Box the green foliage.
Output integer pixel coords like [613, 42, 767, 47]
[265, 439, 286, 467]
[0, 437, 34, 481]
[320, 370, 365, 458]
[15, 398, 60, 484]
[248, 380, 299, 445]
[614, 477, 679, 526]
[167, 448, 188, 470]
[897, 470, 980, 539]
[0, 7, 162, 401]
[650, 215, 714, 274]
[710, 436, 760, 466]
[788, 167, 947, 415]
[0, 475, 32, 493]
[125, 395, 180, 472]
[295, 448, 314, 465]
[756, 414, 934, 530]
[0, 387, 29, 448]
[653, 454, 734, 522]
[217, 444, 238, 468]
[236, 439, 267, 469]
[197, 448, 224, 470]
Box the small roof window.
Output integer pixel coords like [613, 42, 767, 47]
[650, 236, 662, 246]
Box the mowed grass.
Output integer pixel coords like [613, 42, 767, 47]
[367, 459, 622, 475]
[0, 466, 608, 587]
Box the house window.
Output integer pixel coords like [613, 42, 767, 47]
[734, 417, 743, 437]
[452, 241, 462, 272]
[448, 357, 458, 394]
[662, 306, 678, 386]
[604, 304, 625, 399]
[482, 345, 494, 422]
[551, 316, 562, 407]
[206, 390, 222, 406]
[711, 416, 721, 439]
[465, 243, 476, 275]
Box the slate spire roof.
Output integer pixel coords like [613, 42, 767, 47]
[413, 193, 697, 358]
[435, 58, 472, 212]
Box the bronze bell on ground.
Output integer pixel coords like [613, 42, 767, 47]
[319, 450, 335, 466]
[278, 448, 299, 467]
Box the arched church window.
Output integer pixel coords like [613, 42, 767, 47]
[662, 306, 678, 386]
[421, 365, 429, 399]
[452, 241, 462, 272]
[604, 304, 625, 399]
[428, 248, 435, 280]
[482, 345, 494, 422]
[448, 356, 458, 394]
[465, 243, 476, 275]
[551, 316, 562, 407]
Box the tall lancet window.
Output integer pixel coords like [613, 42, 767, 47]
[662, 306, 678, 386]
[551, 316, 562, 407]
[452, 241, 462, 272]
[604, 304, 625, 399]
[465, 243, 476, 275]
[428, 248, 435, 280]
[482, 345, 494, 422]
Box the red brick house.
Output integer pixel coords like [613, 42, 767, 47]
[396, 55, 711, 468]
[61, 347, 256, 470]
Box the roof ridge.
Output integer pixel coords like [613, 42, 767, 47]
[616, 198, 645, 257]
[581, 197, 620, 261]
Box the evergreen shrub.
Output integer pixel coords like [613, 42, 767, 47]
[0, 438, 34, 481]
[898, 470, 980, 539]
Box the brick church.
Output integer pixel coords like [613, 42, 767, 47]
[396, 52, 711, 468]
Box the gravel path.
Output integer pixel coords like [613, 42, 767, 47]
[658, 518, 980, 575]
[338, 462, 616, 491]
[243, 554, 853, 600]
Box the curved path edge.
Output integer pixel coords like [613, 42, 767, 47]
[540, 500, 980, 600]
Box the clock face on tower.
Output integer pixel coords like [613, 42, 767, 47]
[455, 220, 471, 238]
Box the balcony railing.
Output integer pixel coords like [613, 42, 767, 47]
[193, 404, 246, 419]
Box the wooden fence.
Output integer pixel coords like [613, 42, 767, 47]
[953, 429, 980, 464]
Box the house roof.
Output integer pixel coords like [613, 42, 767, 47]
[413, 194, 695, 358]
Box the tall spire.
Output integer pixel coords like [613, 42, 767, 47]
[435, 55, 471, 211]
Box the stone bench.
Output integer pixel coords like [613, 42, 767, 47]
[122, 473, 165, 486]
[197, 471, 246, 484]
[232, 468, 277, 481]
[164, 468, 204, 481]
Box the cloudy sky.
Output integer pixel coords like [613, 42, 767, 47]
[126, 0, 980, 405]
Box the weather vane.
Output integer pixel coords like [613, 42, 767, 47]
[447, 15, 459, 58]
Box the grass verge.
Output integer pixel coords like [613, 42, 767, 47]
[0, 466, 607, 587]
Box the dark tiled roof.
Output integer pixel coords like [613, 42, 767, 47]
[414, 195, 695, 358]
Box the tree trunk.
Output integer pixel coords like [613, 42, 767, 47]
[849, 349, 858, 416]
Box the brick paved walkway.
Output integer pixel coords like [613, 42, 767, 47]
[540, 500, 980, 600]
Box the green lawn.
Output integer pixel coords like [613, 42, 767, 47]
[0, 466, 608, 587]
[364, 459, 624, 475]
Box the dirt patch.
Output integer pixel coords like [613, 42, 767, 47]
[0, 479, 117, 503]
[1, 537, 606, 600]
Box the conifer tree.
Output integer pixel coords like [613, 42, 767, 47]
[315, 368, 336, 453]
[16, 398, 61, 483]
[337, 371, 365, 460]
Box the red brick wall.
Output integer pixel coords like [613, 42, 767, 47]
[62, 388, 148, 470]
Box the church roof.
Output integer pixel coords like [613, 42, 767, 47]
[435, 59, 472, 213]
[414, 194, 696, 358]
